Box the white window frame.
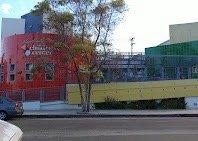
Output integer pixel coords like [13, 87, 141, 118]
[25, 73, 33, 81]
[45, 62, 54, 81]
[0, 74, 3, 83]
[9, 74, 15, 82]
[25, 63, 34, 81]
[45, 73, 54, 81]
[10, 64, 15, 72]
[25, 63, 33, 71]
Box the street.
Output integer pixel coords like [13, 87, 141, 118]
[9, 117, 198, 141]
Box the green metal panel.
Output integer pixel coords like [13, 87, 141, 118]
[145, 40, 198, 56]
[145, 40, 198, 79]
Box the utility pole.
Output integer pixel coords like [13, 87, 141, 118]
[130, 37, 135, 56]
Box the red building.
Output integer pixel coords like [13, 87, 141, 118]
[0, 33, 77, 102]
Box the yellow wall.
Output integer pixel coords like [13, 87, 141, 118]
[67, 79, 198, 104]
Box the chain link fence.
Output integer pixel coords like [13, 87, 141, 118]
[1, 54, 198, 103]
[0, 86, 66, 103]
[101, 54, 198, 83]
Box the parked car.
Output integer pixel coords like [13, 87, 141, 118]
[0, 120, 23, 141]
[0, 97, 23, 120]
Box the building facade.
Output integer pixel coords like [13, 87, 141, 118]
[0, 13, 77, 104]
[3, 13, 198, 109]
[0, 12, 147, 104]
[145, 22, 198, 80]
[102, 52, 146, 82]
[145, 22, 198, 109]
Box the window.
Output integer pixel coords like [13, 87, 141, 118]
[10, 64, 15, 72]
[0, 65, 3, 73]
[25, 73, 33, 81]
[25, 63, 33, 81]
[25, 63, 33, 71]
[45, 62, 54, 73]
[45, 62, 54, 81]
[0, 75, 3, 83]
[9, 64, 15, 82]
[45, 73, 53, 80]
[192, 66, 198, 73]
[0, 65, 4, 83]
[10, 74, 15, 81]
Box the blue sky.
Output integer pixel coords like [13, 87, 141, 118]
[0, 0, 41, 50]
[2, 0, 198, 53]
[0, 0, 40, 17]
[0, 0, 42, 30]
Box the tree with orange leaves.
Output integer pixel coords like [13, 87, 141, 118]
[32, 0, 126, 112]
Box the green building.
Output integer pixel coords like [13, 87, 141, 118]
[145, 22, 198, 80]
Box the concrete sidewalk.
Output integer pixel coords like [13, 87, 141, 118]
[22, 109, 198, 118]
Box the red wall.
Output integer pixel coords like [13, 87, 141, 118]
[1, 33, 77, 91]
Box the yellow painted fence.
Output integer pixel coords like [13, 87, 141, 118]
[67, 79, 198, 104]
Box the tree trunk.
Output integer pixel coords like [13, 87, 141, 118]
[81, 84, 89, 113]
[87, 82, 92, 112]
[82, 102, 87, 112]
[86, 83, 90, 112]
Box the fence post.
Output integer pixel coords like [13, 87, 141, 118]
[3, 91, 6, 97]
[127, 65, 130, 82]
[176, 67, 180, 79]
[22, 90, 25, 102]
[59, 86, 63, 101]
[40, 89, 44, 103]
[63, 85, 67, 101]
[161, 67, 165, 79]
[107, 68, 111, 82]
[188, 67, 192, 79]
[6, 91, 9, 98]
[144, 67, 147, 81]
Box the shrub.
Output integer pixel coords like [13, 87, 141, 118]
[94, 97, 186, 110]
[94, 97, 127, 109]
[159, 98, 186, 109]
[126, 100, 157, 110]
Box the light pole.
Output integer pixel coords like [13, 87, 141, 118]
[130, 37, 135, 56]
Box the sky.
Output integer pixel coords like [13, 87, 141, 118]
[1, 0, 198, 53]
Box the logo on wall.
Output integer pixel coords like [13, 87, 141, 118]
[21, 39, 53, 57]
[192, 66, 198, 73]
[21, 45, 31, 56]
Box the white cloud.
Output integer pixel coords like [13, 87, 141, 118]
[1, 3, 12, 14]
[113, 0, 198, 52]
[33, 0, 43, 2]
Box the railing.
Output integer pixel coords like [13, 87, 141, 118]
[0, 86, 66, 103]
[108, 52, 145, 59]
[100, 55, 198, 82]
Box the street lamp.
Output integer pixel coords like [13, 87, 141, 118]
[130, 37, 135, 56]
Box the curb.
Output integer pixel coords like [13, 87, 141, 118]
[21, 114, 198, 118]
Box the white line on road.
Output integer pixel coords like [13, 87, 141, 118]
[23, 129, 198, 138]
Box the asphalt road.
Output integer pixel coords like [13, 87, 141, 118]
[9, 117, 198, 141]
